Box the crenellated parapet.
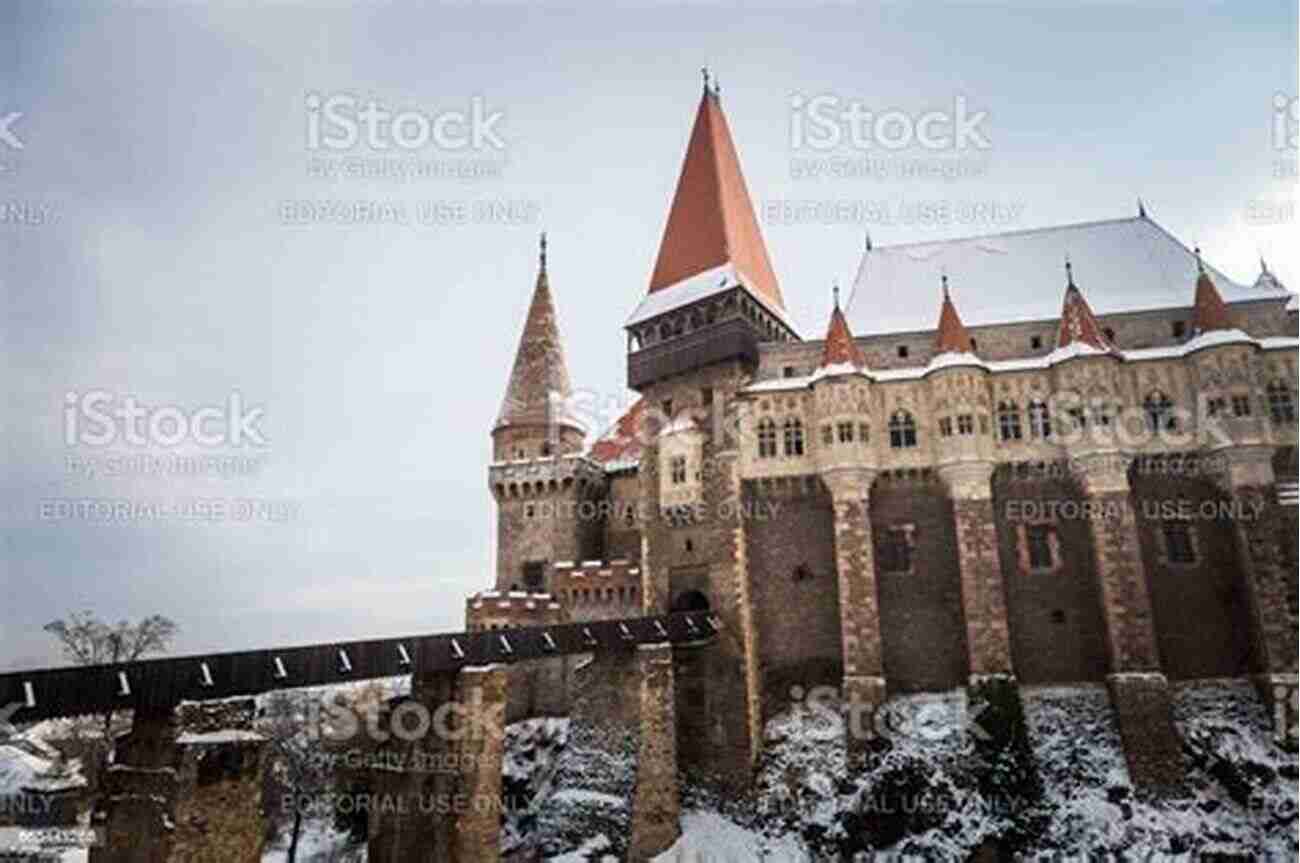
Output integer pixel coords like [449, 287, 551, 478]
[549, 558, 644, 621]
[489, 454, 606, 499]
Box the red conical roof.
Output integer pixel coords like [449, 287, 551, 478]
[1192, 253, 1236, 333]
[647, 87, 783, 311]
[934, 277, 974, 354]
[496, 236, 577, 430]
[1056, 265, 1114, 351]
[820, 299, 866, 369]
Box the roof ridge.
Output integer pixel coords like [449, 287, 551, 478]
[869, 215, 1142, 252]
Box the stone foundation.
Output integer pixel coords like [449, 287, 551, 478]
[628, 643, 680, 862]
[1106, 672, 1184, 793]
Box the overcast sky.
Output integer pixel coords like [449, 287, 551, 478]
[1, 1, 1296, 668]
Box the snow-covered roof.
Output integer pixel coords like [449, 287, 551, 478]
[846, 216, 1287, 335]
[625, 262, 796, 332]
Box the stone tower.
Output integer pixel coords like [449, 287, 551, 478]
[622, 77, 798, 787]
[490, 236, 602, 592]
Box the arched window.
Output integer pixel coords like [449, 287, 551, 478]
[997, 401, 1023, 441]
[888, 410, 917, 448]
[782, 417, 805, 456]
[1028, 400, 1051, 439]
[757, 418, 777, 458]
[659, 322, 672, 341]
[1143, 391, 1176, 432]
[1268, 381, 1296, 424]
[689, 309, 703, 331]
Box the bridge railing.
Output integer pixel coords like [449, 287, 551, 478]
[0, 612, 719, 723]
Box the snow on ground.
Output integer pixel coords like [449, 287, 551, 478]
[261, 818, 365, 863]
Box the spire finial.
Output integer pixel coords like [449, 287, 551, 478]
[1065, 255, 1075, 288]
[1194, 246, 1205, 275]
[1138, 197, 1147, 219]
[701, 67, 710, 94]
[941, 272, 950, 299]
[1261, 256, 1270, 275]
[832, 281, 840, 309]
[864, 230, 873, 252]
[539, 231, 547, 273]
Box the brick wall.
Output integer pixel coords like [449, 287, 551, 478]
[992, 466, 1109, 684]
[744, 476, 841, 713]
[1129, 469, 1253, 679]
[869, 476, 968, 692]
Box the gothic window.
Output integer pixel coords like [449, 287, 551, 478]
[938, 416, 953, 437]
[1067, 407, 1087, 430]
[659, 322, 672, 341]
[757, 419, 777, 458]
[522, 561, 545, 591]
[888, 410, 917, 448]
[878, 524, 915, 574]
[1144, 391, 1176, 432]
[821, 424, 833, 446]
[859, 423, 870, 444]
[837, 421, 854, 443]
[1028, 400, 1051, 439]
[997, 401, 1023, 441]
[689, 310, 702, 330]
[1162, 521, 1197, 565]
[1091, 402, 1114, 427]
[670, 455, 687, 485]
[1231, 395, 1252, 417]
[1024, 525, 1056, 571]
[1268, 381, 1296, 424]
[1206, 396, 1226, 418]
[783, 417, 805, 456]
[956, 414, 974, 435]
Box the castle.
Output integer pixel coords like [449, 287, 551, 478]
[470, 81, 1299, 788]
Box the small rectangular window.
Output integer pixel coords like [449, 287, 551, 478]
[670, 455, 687, 484]
[897, 345, 909, 359]
[821, 424, 833, 446]
[1163, 522, 1197, 564]
[1206, 397, 1226, 418]
[701, 387, 713, 408]
[939, 417, 953, 437]
[878, 525, 915, 574]
[1172, 320, 1186, 338]
[1231, 395, 1252, 417]
[858, 423, 870, 444]
[1030, 336, 1042, 350]
[782, 366, 796, 378]
[522, 561, 545, 591]
[956, 414, 974, 435]
[1025, 525, 1056, 571]
[837, 421, 854, 443]
[662, 399, 673, 418]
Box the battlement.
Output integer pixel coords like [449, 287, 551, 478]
[466, 590, 567, 632]
[489, 454, 606, 499]
[549, 558, 644, 621]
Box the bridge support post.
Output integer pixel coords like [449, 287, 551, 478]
[628, 642, 681, 862]
[367, 664, 507, 863]
[92, 699, 265, 863]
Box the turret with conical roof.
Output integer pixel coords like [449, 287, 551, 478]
[1056, 261, 1116, 354]
[493, 234, 585, 461]
[625, 78, 796, 390]
[1191, 248, 1237, 334]
[934, 275, 975, 356]
[818, 286, 866, 372]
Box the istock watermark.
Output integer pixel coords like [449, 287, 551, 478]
[786, 684, 991, 744]
[1273, 92, 1297, 179]
[790, 94, 991, 152]
[304, 687, 504, 745]
[63, 390, 268, 449]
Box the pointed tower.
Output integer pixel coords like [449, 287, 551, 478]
[819, 286, 867, 371]
[489, 236, 602, 592]
[625, 78, 795, 390]
[933, 275, 975, 356]
[1056, 261, 1115, 352]
[1191, 248, 1236, 334]
[493, 234, 585, 461]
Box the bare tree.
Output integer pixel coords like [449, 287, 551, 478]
[261, 690, 334, 863]
[42, 611, 179, 780]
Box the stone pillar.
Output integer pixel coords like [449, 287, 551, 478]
[1208, 446, 1299, 744]
[93, 699, 266, 863]
[939, 462, 1013, 678]
[1075, 455, 1183, 791]
[821, 467, 886, 751]
[628, 643, 681, 862]
[453, 665, 507, 863]
[92, 705, 179, 863]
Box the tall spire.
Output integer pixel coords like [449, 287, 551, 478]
[1056, 260, 1114, 351]
[1191, 247, 1236, 334]
[646, 81, 783, 312]
[934, 274, 975, 355]
[496, 236, 577, 431]
[819, 287, 866, 370]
